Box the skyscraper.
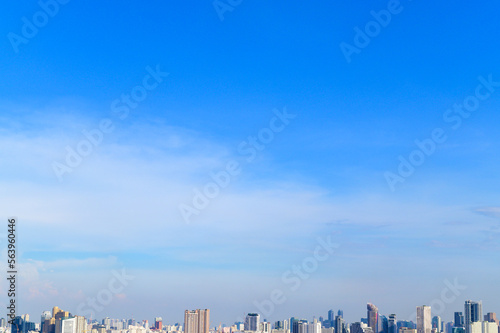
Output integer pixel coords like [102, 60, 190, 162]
[103, 318, 110, 330]
[481, 322, 498, 333]
[336, 315, 347, 333]
[11, 317, 23, 333]
[445, 322, 454, 333]
[184, 309, 210, 333]
[367, 303, 379, 333]
[328, 311, 335, 328]
[41, 311, 52, 333]
[454, 313, 464, 328]
[388, 315, 397, 333]
[292, 320, 308, 333]
[380, 316, 388, 333]
[484, 313, 499, 326]
[245, 314, 260, 332]
[155, 318, 163, 330]
[417, 306, 432, 333]
[432, 317, 442, 332]
[465, 301, 482, 333]
[61, 317, 76, 333]
[307, 319, 321, 333]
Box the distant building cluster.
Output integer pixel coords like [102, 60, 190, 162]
[3, 300, 499, 333]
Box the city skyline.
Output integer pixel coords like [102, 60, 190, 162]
[13, 299, 498, 330]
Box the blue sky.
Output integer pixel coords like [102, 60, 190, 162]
[1, 0, 500, 327]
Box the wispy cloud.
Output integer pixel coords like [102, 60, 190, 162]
[473, 206, 500, 219]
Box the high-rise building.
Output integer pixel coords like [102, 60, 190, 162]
[470, 323, 482, 333]
[42, 307, 70, 333]
[245, 314, 260, 332]
[103, 318, 111, 330]
[335, 316, 347, 333]
[445, 322, 454, 333]
[417, 306, 432, 333]
[432, 317, 442, 332]
[380, 316, 388, 333]
[454, 313, 464, 328]
[338, 311, 344, 319]
[398, 321, 415, 330]
[465, 301, 482, 333]
[155, 318, 163, 331]
[368, 304, 379, 333]
[61, 318, 76, 333]
[75, 316, 86, 333]
[41, 312, 52, 333]
[11, 317, 23, 333]
[388, 315, 397, 333]
[327, 311, 335, 329]
[484, 313, 499, 326]
[481, 321, 498, 333]
[184, 310, 210, 333]
[293, 320, 308, 333]
[24, 322, 36, 333]
[261, 321, 272, 333]
[308, 319, 321, 333]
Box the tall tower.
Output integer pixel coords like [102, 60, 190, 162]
[245, 314, 260, 331]
[465, 301, 482, 333]
[328, 311, 335, 328]
[484, 313, 499, 325]
[184, 309, 210, 333]
[417, 306, 432, 333]
[367, 303, 379, 333]
[155, 318, 163, 330]
[432, 316, 442, 332]
[388, 315, 397, 333]
[454, 313, 464, 328]
[335, 315, 346, 333]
